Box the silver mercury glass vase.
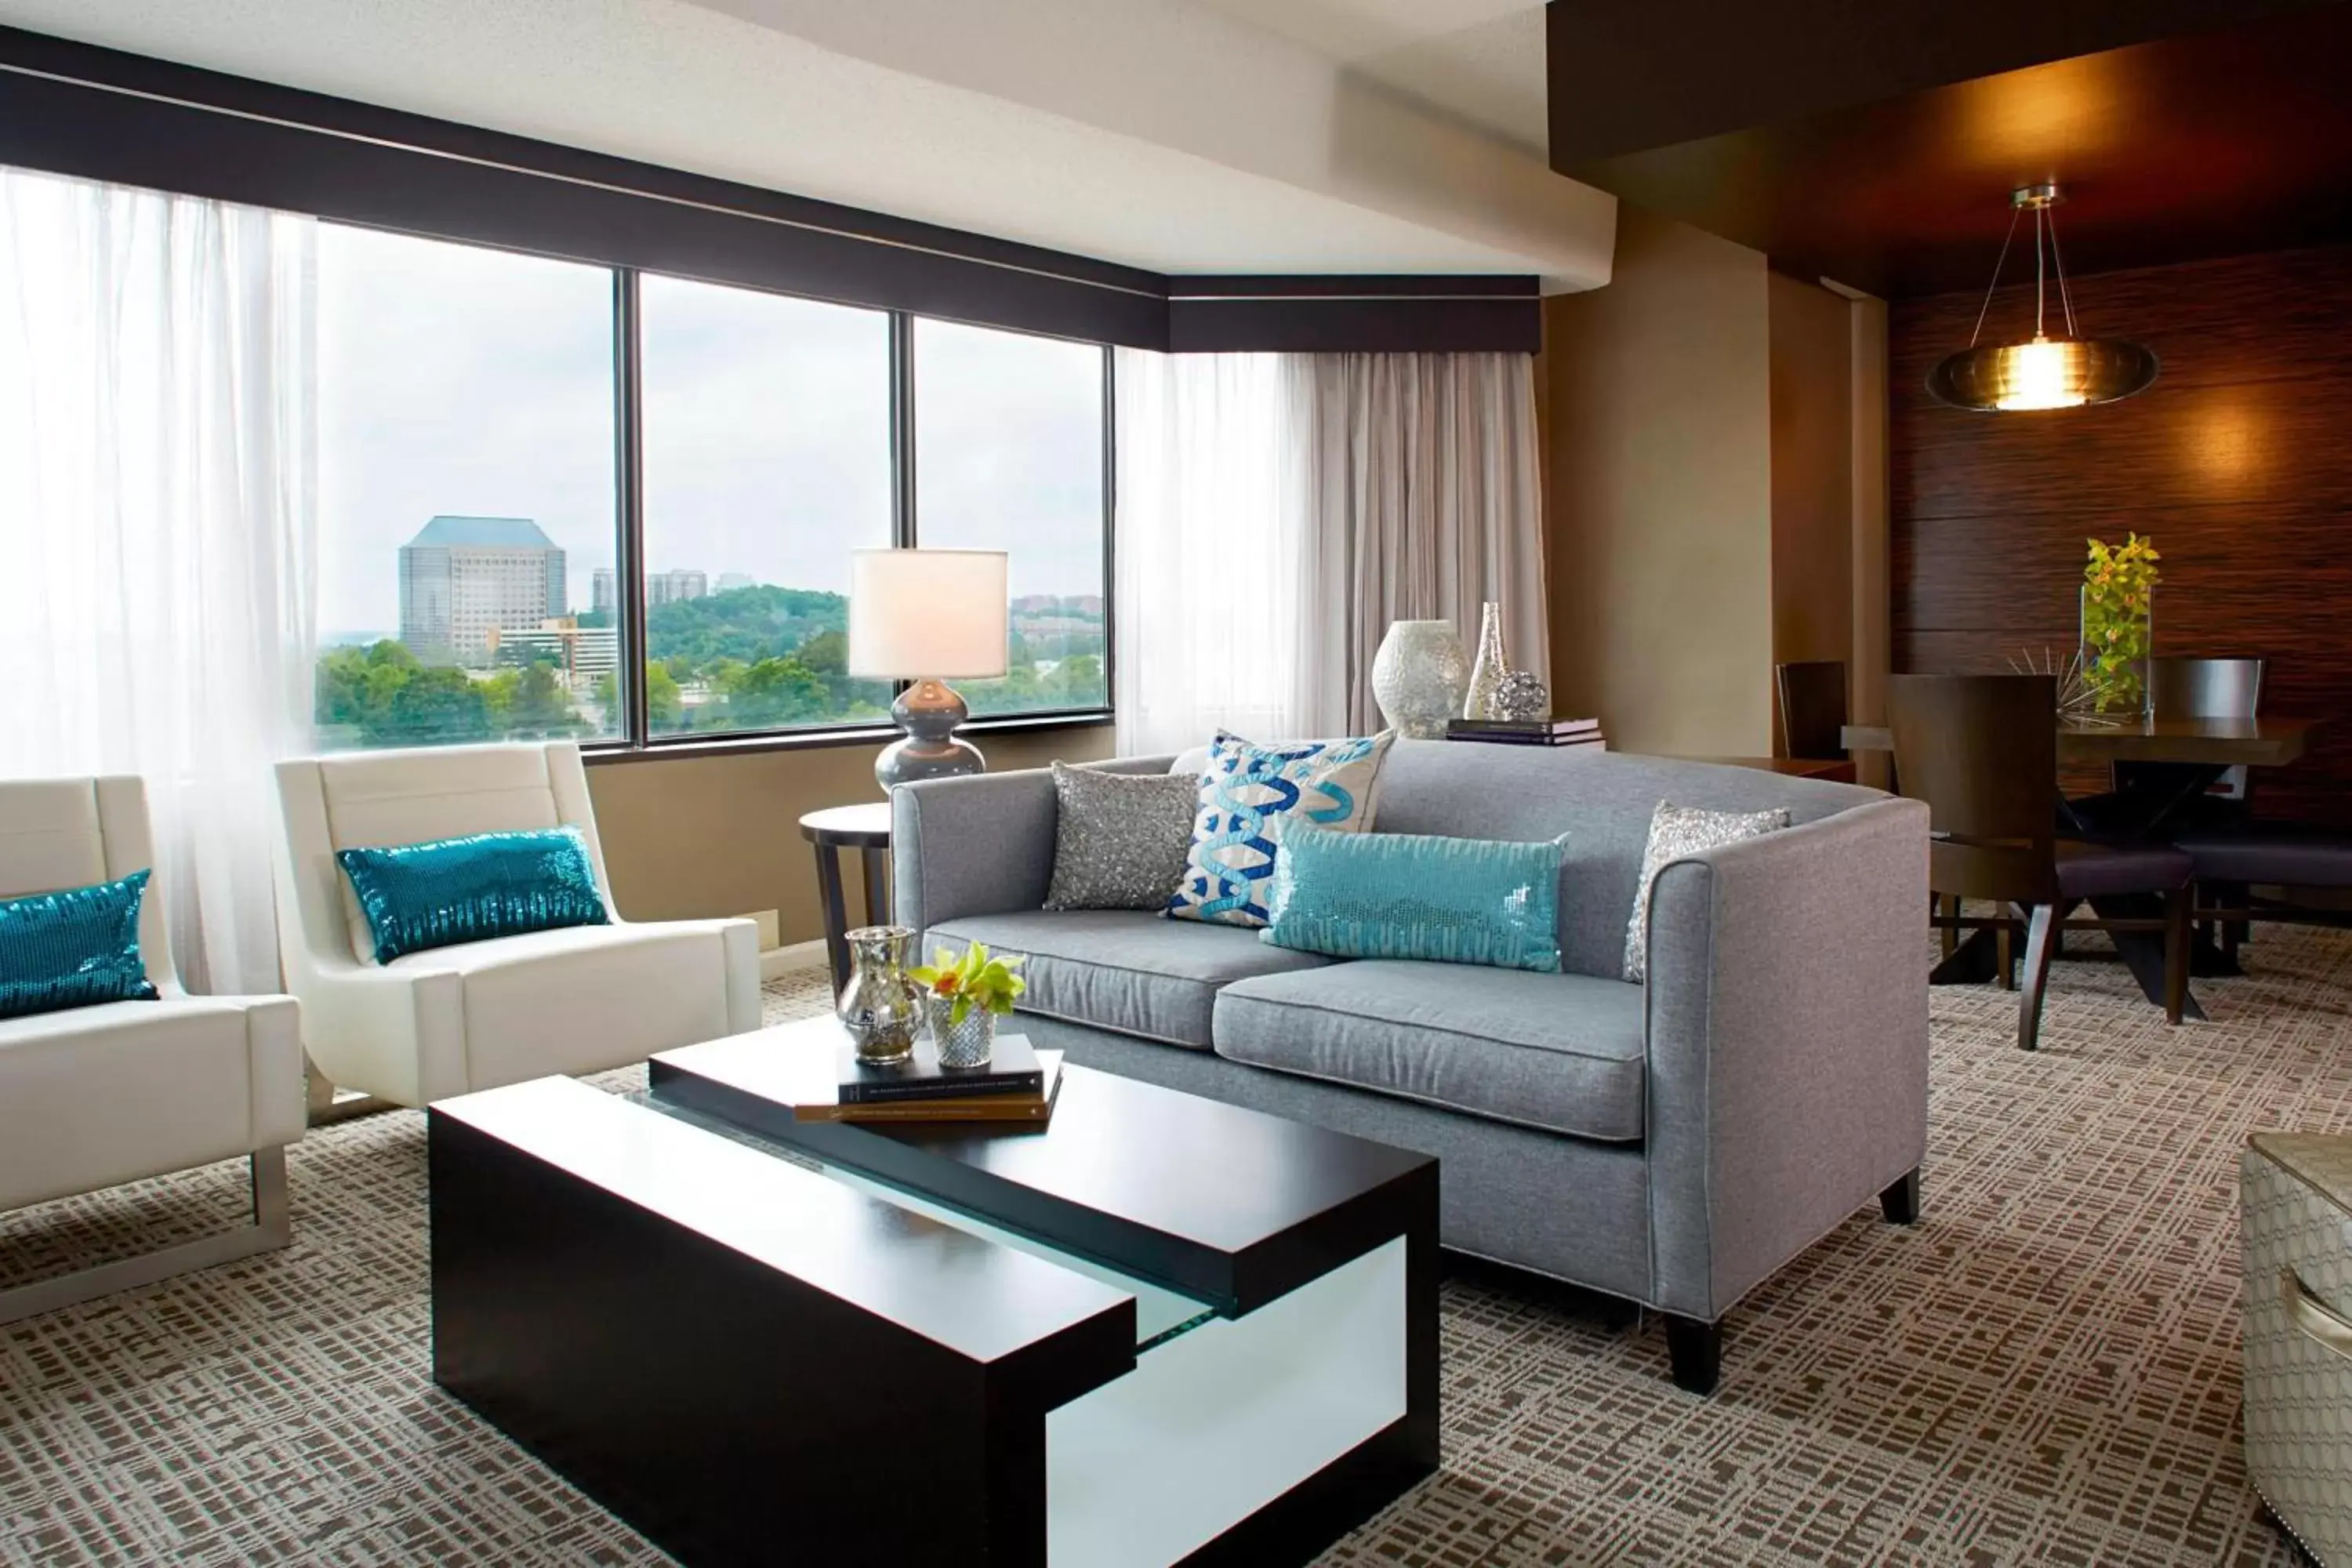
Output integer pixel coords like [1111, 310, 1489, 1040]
[927, 995, 998, 1070]
[1464, 601, 1508, 720]
[1370, 619, 1470, 739]
[837, 924, 924, 1064]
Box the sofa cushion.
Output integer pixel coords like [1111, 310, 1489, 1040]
[1168, 731, 1393, 928]
[1211, 960, 1647, 1142]
[927, 910, 1334, 1051]
[1167, 739, 1885, 981]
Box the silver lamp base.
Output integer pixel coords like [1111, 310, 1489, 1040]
[876, 677, 986, 791]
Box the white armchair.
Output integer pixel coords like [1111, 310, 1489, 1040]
[273, 742, 760, 1108]
[0, 776, 303, 1325]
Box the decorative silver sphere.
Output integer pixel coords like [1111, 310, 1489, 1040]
[1494, 670, 1550, 722]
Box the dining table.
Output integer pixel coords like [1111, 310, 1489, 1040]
[1840, 713, 2329, 1018]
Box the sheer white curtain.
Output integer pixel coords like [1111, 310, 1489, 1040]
[1113, 347, 1545, 749]
[0, 169, 318, 994]
[1112, 349, 1315, 753]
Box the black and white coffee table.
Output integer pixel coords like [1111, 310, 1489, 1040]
[428, 1018, 1438, 1567]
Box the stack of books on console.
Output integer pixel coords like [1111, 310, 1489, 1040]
[1445, 717, 1605, 749]
[793, 1033, 1064, 1125]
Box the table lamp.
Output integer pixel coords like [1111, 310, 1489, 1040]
[848, 547, 1010, 791]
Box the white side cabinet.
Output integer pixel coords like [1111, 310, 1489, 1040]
[2243, 1131, 2352, 1566]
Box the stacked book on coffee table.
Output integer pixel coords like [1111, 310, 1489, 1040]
[1445, 716, 1605, 749]
[772, 1033, 1064, 1125]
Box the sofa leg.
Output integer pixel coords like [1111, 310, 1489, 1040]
[1664, 1315, 1722, 1396]
[1879, 1167, 1922, 1225]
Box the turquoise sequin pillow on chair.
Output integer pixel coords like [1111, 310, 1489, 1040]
[1168, 730, 1396, 928]
[337, 826, 610, 964]
[0, 869, 161, 1019]
[1261, 828, 1569, 971]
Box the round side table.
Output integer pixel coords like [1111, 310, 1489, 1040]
[799, 802, 894, 994]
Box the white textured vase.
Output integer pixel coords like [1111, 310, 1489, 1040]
[1464, 601, 1507, 720]
[1371, 620, 1469, 740]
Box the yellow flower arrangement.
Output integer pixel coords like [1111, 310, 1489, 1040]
[2081, 534, 2160, 713]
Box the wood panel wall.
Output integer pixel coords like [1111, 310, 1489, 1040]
[1891, 242, 2352, 824]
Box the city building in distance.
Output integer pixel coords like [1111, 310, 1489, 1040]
[489, 619, 619, 686]
[592, 565, 707, 615]
[399, 514, 567, 666]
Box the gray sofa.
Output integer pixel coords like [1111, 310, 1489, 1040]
[892, 740, 1929, 1393]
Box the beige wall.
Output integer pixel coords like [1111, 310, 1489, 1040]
[1540, 207, 1882, 761]
[1767, 270, 1854, 685]
[1542, 208, 1775, 757]
[584, 724, 1114, 944]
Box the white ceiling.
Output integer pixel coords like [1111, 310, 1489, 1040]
[0, 0, 1607, 288]
[1194, 0, 1552, 154]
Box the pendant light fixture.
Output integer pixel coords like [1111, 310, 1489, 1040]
[1927, 183, 2158, 412]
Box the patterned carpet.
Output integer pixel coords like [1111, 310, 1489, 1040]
[5, 933, 2350, 1566]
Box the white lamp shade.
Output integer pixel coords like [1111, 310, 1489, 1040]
[847, 548, 1010, 680]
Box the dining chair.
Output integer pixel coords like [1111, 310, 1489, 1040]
[2067, 655, 2267, 840]
[1888, 674, 2193, 1051]
[1775, 660, 1848, 763]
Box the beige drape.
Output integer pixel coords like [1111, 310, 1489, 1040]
[1288, 353, 1548, 735]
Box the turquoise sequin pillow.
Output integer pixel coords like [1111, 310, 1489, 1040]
[337, 826, 609, 964]
[0, 869, 160, 1019]
[1261, 828, 1568, 971]
[1167, 730, 1396, 928]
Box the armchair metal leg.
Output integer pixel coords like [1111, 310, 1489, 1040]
[0, 1147, 292, 1327]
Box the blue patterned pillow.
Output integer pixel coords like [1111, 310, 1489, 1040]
[1167, 730, 1395, 928]
[0, 869, 160, 1019]
[1261, 828, 1567, 971]
[337, 826, 610, 964]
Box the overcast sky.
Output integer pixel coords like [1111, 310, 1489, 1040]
[318, 225, 1106, 640]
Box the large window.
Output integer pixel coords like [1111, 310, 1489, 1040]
[312, 226, 1112, 753]
[640, 277, 895, 737]
[316, 226, 620, 749]
[915, 320, 1109, 716]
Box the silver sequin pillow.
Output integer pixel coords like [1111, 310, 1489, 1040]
[1621, 801, 1792, 983]
[1043, 762, 1203, 912]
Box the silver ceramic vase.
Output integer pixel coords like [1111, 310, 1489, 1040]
[837, 925, 924, 1064]
[927, 996, 997, 1069]
[1370, 620, 1470, 739]
[1464, 601, 1507, 720]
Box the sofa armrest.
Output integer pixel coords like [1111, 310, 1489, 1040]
[892, 757, 1189, 937]
[1641, 795, 1930, 1321]
[892, 770, 1061, 937]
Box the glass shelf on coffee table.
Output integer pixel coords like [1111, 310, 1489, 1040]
[630, 1086, 1221, 1354]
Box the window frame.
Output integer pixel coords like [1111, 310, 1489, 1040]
[317, 220, 1116, 760]
[604, 266, 1116, 757]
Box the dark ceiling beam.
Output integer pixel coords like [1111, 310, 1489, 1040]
[1544, 0, 2343, 164]
[1544, 0, 2352, 299]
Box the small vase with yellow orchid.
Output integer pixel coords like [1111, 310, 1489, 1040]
[910, 941, 1026, 1069]
[2080, 533, 2160, 716]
